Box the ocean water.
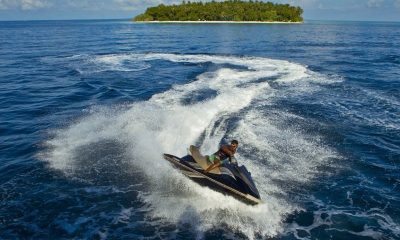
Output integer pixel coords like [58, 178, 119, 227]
[0, 19, 399, 239]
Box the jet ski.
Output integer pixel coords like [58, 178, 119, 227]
[163, 145, 261, 205]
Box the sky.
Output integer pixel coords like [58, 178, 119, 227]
[0, 0, 399, 21]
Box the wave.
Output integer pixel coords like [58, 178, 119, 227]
[285, 204, 400, 240]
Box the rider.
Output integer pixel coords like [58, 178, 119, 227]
[205, 140, 238, 173]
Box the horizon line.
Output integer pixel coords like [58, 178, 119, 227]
[0, 18, 399, 23]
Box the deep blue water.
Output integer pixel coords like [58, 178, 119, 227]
[0, 19, 399, 239]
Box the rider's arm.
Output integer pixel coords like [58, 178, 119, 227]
[221, 145, 235, 157]
[221, 145, 236, 162]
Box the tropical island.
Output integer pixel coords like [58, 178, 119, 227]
[133, 0, 303, 23]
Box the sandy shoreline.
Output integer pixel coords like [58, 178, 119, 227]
[134, 20, 303, 24]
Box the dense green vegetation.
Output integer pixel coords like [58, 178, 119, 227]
[134, 0, 303, 22]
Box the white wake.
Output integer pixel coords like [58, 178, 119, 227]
[41, 53, 339, 239]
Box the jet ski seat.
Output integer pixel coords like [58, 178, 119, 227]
[189, 145, 221, 174]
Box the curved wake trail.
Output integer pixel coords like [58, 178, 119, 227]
[41, 53, 339, 238]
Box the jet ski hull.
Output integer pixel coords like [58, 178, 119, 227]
[163, 153, 261, 205]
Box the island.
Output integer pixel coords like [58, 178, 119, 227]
[133, 0, 303, 23]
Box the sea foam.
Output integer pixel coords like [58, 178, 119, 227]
[42, 53, 340, 239]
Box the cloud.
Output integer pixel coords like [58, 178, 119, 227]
[394, 0, 400, 8]
[113, 0, 165, 11]
[62, 0, 177, 11]
[21, 0, 51, 10]
[0, 0, 175, 11]
[367, 0, 384, 8]
[64, 0, 108, 11]
[0, 0, 51, 10]
[288, 0, 319, 7]
[112, 0, 183, 11]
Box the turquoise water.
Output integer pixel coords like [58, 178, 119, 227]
[0, 20, 399, 239]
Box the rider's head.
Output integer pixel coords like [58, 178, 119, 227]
[231, 140, 239, 149]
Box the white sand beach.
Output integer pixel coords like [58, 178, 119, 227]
[135, 20, 303, 24]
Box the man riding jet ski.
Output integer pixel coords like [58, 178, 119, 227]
[205, 140, 239, 173]
[163, 140, 261, 205]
